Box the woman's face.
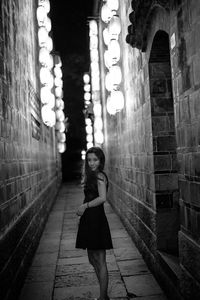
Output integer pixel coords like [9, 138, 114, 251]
[87, 153, 100, 172]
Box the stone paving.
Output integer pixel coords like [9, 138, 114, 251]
[19, 182, 168, 300]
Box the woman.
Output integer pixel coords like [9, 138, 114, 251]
[76, 146, 113, 300]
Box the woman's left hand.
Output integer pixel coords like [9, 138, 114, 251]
[76, 204, 87, 216]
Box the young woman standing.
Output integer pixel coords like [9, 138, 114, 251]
[76, 147, 113, 300]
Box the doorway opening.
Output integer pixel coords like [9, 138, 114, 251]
[149, 30, 180, 256]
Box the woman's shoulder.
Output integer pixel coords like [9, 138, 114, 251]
[97, 171, 108, 184]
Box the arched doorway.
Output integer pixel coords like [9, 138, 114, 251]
[149, 30, 179, 255]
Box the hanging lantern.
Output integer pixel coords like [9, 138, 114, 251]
[105, 72, 113, 91]
[94, 117, 103, 130]
[110, 90, 124, 111]
[41, 105, 56, 127]
[93, 103, 102, 117]
[54, 77, 63, 88]
[38, 27, 48, 47]
[55, 98, 64, 109]
[108, 15, 121, 38]
[55, 87, 63, 98]
[94, 131, 104, 144]
[101, 4, 113, 23]
[86, 134, 93, 143]
[54, 66, 62, 78]
[44, 16, 51, 32]
[57, 142, 66, 153]
[84, 92, 91, 101]
[57, 132, 66, 143]
[83, 73, 90, 84]
[56, 109, 65, 121]
[55, 121, 65, 132]
[107, 0, 119, 11]
[86, 125, 93, 134]
[90, 49, 98, 62]
[87, 142, 93, 149]
[84, 84, 91, 92]
[89, 20, 98, 36]
[109, 65, 122, 85]
[108, 39, 120, 63]
[104, 50, 113, 69]
[40, 67, 51, 85]
[38, 0, 50, 14]
[85, 118, 92, 125]
[103, 28, 110, 46]
[90, 35, 98, 50]
[36, 6, 47, 26]
[106, 95, 116, 115]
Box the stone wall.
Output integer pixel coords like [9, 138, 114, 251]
[0, 1, 62, 299]
[101, 0, 200, 299]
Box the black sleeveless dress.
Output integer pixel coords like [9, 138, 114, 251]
[75, 173, 113, 250]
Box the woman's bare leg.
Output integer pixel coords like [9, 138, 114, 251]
[87, 249, 109, 299]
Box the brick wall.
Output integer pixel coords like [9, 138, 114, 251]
[0, 1, 62, 299]
[101, 0, 200, 299]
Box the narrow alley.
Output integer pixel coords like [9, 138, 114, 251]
[19, 182, 167, 300]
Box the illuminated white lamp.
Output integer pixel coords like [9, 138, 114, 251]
[38, 0, 50, 14]
[110, 90, 124, 111]
[84, 84, 90, 92]
[41, 105, 56, 127]
[40, 67, 51, 85]
[85, 100, 91, 106]
[56, 109, 65, 121]
[81, 150, 86, 160]
[84, 92, 91, 101]
[89, 20, 98, 36]
[90, 35, 98, 50]
[94, 131, 104, 144]
[44, 16, 51, 32]
[94, 117, 103, 130]
[103, 28, 111, 46]
[106, 95, 116, 115]
[55, 98, 64, 109]
[86, 125, 93, 134]
[101, 4, 113, 23]
[54, 55, 62, 67]
[38, 27, 48, 47]
[93, 103, 102, 117]
[86, 134, 93, 143]
[91, 61, 99, 73]
[36, 6, 47, 26]
[40, 86, 53, 102]
[90, 49, 99, 62]
[104, 50, 113, 69]
[54, 77, 63, 88]
[109, 65, 122, 85]
[108, 15, 121, 38]
[87, 142, 93, 149]
[39, 49, 53, 69]
[107, 0, 119, 11]
[57, 142, 66, 153]
[41, 91, 55, 108]
[54, 66, 62, 78]
[55, 121, 65, 132]
[108, 39, 120, 63]
[55, 87, 63, 98]
[85, 118, 92, 125]
[39, 47, 50, 66]
[83, 73, 90, 84]
[105, 72, 113, 91]
[57, 132, 66, 143]
[46, 36, 53, 52]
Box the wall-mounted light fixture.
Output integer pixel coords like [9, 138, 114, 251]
[101, 0, 124, 115]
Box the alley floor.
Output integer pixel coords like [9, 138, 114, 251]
[19, 182, 168, 300]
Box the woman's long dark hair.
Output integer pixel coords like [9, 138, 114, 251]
[83, 147, 106, 186]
